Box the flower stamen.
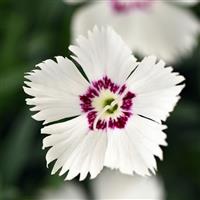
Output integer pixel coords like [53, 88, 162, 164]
[93, 99, 119, 131]
[80, 76, 135, 131]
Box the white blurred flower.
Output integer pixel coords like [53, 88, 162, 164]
[174, 0, 199, 6]
[92, 169, 165, 200]
[65, 0, 200, 63]
[39, 182, 86, 200]
[23, 26, 184, 181]
[64, 0, 85, 4]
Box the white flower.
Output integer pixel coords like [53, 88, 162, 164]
[175, 0, 199, 6]
[23, 26, 185, 181]
[92, 169, 165, 199]
[39, 170, 164, 200]
[39, 182, 86, 200]
[65, 0, 200, 63]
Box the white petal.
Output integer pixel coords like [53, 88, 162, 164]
[173, 0, 199, 6]
[71, 1, 200, 62]
[42, 115, 88, 168]
[104, 129, 134, 175]
[88, 132, 108, 180]
[24, 56, 89, 124]
[124, 115, 167, 175]
[69, 26, 137, 84]
[104, 128, 156, 176]
[104, 114, 167, 176]
[62, 131, 107, 181]
[62, 132, 99, 180]
[43, 114, 107, 181]
[39, 182, 86, 200]
[92, 169, 165, 200]
[126, 115, 167, 159]
[127, 56, 185, 122]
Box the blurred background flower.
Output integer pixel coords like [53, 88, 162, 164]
[66, 0, 200, 63]
[39, 181, 86, 200]
[92, 169, 165, 199]
[39, 169, 165, 200]
[0, 0, 200, 200]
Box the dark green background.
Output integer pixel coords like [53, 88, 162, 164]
[0, 0, 200, 199]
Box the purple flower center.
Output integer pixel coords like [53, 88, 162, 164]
[80, 76, 135, 131]
[110, 0, 154, 13]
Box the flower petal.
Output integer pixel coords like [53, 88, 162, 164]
[23, 56, 89, 124]
[39, 183, 85, 200]
[104, 115, 167, 176]
[63, 131, 107, 181]
[173, 0, 199, 6]
[42, 115, 107, 181]
[92, 169, 165, 200]
[71, 1, 200, 62]
[127, 56, 185, 123]
[42, 115, 88, 167]
[126, 115, 167, 158]
[69, 26, 137, 84]
[104, 130, 150, 176]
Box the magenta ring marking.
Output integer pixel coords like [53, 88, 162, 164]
[80, 76, 135, 131]
[110, 0, 154, 13]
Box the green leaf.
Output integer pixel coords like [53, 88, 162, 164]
[0, 109, 37, 185]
